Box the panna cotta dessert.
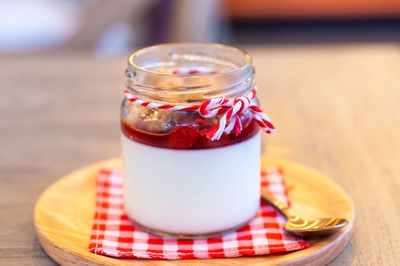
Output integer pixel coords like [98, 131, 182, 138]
[121, 126, 261, 235]
[121, 43, 274, 237]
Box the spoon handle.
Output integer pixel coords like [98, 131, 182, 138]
[261, 190, 298, 219]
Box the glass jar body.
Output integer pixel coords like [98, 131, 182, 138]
[121, 43, 261, 237]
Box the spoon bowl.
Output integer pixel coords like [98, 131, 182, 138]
[261, 190, 349, 237]
[284, 217, 349, 237]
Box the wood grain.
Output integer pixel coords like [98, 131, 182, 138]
[34, 157, 353, 265]
[2, 44, 400, 265]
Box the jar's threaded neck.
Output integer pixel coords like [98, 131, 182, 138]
[126, 43, 255, 105]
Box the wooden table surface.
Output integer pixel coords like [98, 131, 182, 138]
[1, 44, 400, 265]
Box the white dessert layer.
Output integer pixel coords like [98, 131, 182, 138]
[121, 132, 261, 235]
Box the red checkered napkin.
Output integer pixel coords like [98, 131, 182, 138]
[89, 167, 309, 260]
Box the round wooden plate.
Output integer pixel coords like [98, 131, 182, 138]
[34, 157, 354, 265]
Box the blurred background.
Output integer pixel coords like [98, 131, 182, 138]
[2, 2, 400, 265]
[2, 0, 400, 56]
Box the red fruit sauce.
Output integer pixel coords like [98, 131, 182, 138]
[121, 119, 260, 150]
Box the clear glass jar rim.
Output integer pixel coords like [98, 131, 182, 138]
[126, 43, 256, 105]
[127, 43, 252, 78]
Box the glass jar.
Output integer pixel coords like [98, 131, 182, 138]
[121, 43, 263, 238]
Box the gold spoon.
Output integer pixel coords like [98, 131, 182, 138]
[261, 190, 349, 237]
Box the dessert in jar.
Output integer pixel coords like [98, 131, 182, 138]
[121, 43, 275, 238]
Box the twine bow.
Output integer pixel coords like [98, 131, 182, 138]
[197, 88, 275, 140]
[124, 86, 275, 141]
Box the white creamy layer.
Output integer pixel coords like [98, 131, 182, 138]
[121, 133, 261, 235]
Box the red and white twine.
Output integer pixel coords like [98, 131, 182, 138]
[124, 86, 275, 141]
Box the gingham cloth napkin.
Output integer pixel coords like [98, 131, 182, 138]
[89, 167, 309, 259]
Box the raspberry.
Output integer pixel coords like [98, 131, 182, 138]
[167, 127, 200, 149]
